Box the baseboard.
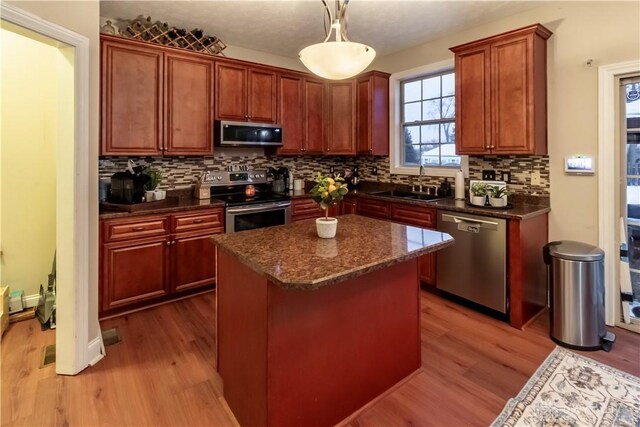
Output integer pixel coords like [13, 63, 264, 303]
[87, 335, 105, 366]
[23, 293, 40, 308]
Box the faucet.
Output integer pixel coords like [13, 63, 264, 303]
[418, 165, 424, 193]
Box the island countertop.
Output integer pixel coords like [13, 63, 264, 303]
[212, 214, 454, 290]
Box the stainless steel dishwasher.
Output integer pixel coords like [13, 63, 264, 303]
[436, 210, 508, 313]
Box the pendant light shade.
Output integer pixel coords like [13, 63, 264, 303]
[299, 0, 376, 80]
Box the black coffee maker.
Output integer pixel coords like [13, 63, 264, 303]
[109, 163, 149, 204]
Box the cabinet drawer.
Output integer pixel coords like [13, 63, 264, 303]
[356, 199, 390, 219]
[103, 216, 170, 242]
[391, 203, 436, 229]
[171, 209, 224, 233]
[292, 198, 321, 215]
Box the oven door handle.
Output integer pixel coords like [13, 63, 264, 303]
[226, 201, 291, 214]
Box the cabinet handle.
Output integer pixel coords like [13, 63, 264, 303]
[132, 226, 145, 231]
[166, 241, 171, 246]
[193, 218, 204, 224]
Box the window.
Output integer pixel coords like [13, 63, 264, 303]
[401, 71, 459, 168]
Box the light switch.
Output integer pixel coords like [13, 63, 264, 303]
[531, 170, 541, 186]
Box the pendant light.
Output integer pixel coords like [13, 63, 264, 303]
[299, 0, 375, 80]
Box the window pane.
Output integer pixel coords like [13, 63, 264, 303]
[422, 155, 441, 166]
[442, 73, 455, 96]
[422, 76, 440, 99]
[404, 80, 421, 103]
[441, 122, 455, 144]
[404, 144, 422, 165]
[421, 124, 439, 144]
[404, 101, 421, 122]
[403, 125, 419, 145]
[442, 96, 455, 119]
[441, 143, 460, 166]
[422, 99, 440, 120]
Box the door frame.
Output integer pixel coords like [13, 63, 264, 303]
[1, 3, 98, 374]
[598, 59, 640, 326]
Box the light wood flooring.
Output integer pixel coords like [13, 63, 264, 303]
[2, 290, 638, 426]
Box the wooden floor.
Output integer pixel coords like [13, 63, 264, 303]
[2, 290, 638, 426]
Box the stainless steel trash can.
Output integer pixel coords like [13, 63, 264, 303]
[543, 241, 615, 351]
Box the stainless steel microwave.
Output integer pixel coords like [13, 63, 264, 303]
[215, 120, 283, 147]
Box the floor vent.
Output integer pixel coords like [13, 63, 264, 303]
[39, 344, 56, 368]
[101, 327, 121, 347]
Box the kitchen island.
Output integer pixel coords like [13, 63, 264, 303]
[212, 215, 454, 427]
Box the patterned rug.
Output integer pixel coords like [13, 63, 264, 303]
[492, 347, 640, 427]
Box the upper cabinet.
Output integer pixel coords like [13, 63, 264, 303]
[450, 24, 552, 155]
[215, 62, 277, 123]
[303, 77, 327, 154]
[326, 80, 356, 155]
[356, 71, 390, 156]
[277, 73, 305, 155]
[101, 36, 214, 156]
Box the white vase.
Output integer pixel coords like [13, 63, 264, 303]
[145, 191, 156, 202]
[316, 217, 338, 239]
[490, 197, 507, 207]
[155, 190, 166, 200]
[471, 196, 486, 206]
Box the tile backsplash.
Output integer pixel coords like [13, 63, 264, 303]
[99, 152, 549, 196]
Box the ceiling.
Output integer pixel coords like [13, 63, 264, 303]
[100, 1, 545, 58]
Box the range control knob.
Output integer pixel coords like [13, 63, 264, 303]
[249, 174, 254, 179]
[216, 176, 222, 180]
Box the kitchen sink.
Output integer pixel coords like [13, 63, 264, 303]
[368, 190, 444, 202]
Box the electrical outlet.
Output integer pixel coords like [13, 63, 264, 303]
[329, 166, 335, 174]
[501, 171, 511, 183]
[372, 166, 378, 176]
[531, 170, 541, 186]
[482, 170, 496, 180]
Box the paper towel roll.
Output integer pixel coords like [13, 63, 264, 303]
[455, 170, 465, 200]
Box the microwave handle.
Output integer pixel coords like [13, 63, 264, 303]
[226, 202, 291, 214]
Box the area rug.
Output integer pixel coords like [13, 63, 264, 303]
[492, 347, 640, 427]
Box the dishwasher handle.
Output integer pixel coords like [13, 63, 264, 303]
[441, 213, 500, 232]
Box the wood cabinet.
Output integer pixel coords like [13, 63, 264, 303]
[101, 35, 214, 156]
[341, 198, 357, 215]
[326, 80, 356, 155]
[450, 24, 552, 155]
[357, 72, 390, 155]
[304, 77, 327, 154]
[356, 198, 390, 219]
[215, 62, 277, 123]
[101, 38, 164, 156]
[277, 73, 305, 155]
[291, 198, 339, 221]
[100, 208, 223, 317]
[164, 52, 214, 155]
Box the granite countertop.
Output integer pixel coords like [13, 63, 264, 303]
[99, 197, 226, 219]
[212, 214, 454, 290]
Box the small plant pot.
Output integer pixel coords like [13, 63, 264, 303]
[154, 190, 166, 200]
[145, 191, 156, 202]
[471, 196, 486, 206]
[490, 197, 507, 208]
[316, 217, 338, 239]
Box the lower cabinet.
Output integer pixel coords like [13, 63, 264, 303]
[100, 208, 223, 317]
[292, 197, 339, 221]
[341, 198, 357, 214]
[356, 198, 437, 287]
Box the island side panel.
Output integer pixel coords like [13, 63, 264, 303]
[266, 259, 421, 427]
[217, 250, 268, 427]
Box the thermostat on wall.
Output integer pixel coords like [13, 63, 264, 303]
[565, 155, 595, 175]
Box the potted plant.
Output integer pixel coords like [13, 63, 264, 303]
[144, 168, 163, 202]
[488, 185, 509, 207]
[309, 172, 348, 238]
[470, 182, 488, 206]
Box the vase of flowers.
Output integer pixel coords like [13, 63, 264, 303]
[470, 182, 488, 206]
[144, 168, 163, 201]
[309, 172, 348, 239]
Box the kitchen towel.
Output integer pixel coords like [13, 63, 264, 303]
[455, 170, 465, 200]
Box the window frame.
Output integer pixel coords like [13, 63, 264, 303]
[389, 59, 468, 178]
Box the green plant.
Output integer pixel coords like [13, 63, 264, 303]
[310, 172, 348, 220]
[488, 185, 509, 198]
[144, 168, 162, 191]
[470, 182, 488, 197]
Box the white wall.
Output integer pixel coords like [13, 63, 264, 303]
[372, 1, 640, 245]
[7, 0, 102, 346]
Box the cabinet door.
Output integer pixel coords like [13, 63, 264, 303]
[327, 81, 356, 155]
[356, 77, 372, 154]
[215, 62, 247, 121]
[277, 73, 304, 155]
[102, 237, 170, 312]
[173, 232, 218, 293]
[419, 253, 436, 287]
[356, 199, 390, 219]
[164, 53, 214, 155]
[455, 46, 491, 154]
[356, 74, 389, 155]
[303, 78, 326, 154]
[491, 35, 533, 154]
[101, 39, 163, 155]
[248, 67, 278, 123]
[341, 199, 357, 215]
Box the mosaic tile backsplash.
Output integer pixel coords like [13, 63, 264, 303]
[99, 153, 549, 196]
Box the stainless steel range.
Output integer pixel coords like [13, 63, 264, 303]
[206, 169, 291, 233]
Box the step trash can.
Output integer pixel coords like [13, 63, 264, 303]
[543, 240, 616, 352]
